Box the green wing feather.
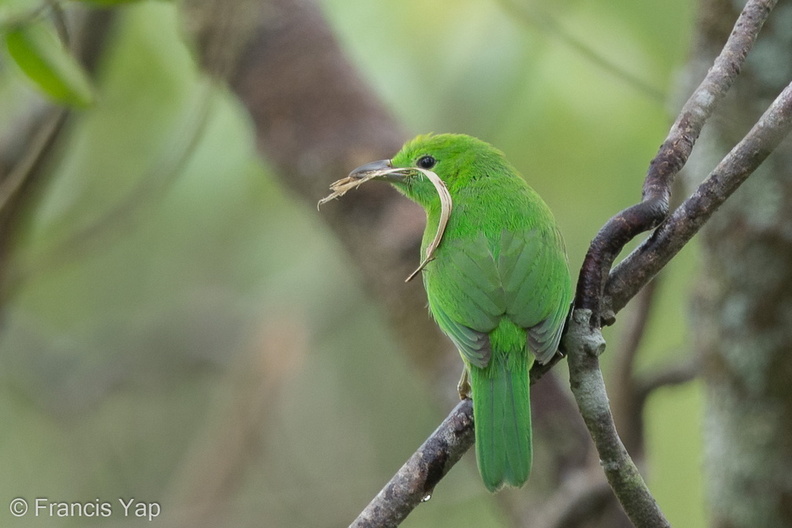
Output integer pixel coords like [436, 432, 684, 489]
[430, 304, 490, 368]
[425, 226, 570, 364]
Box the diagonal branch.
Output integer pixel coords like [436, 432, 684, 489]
[577, 0, 777, 326]
[562, 1, 781, 527]
[349, 356, 585, 528]
[565, 310, 669, 528]
[349, 399, 474, 528]
[496, 0, 665, 101]
[606, 77, 792, 315]
[635, 357, 698, 404]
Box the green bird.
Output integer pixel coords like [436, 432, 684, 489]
[349, 133, 572, 491]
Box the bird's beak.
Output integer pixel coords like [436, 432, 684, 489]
[348, 159, 408, 182]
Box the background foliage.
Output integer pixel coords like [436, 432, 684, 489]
[0, 1, 703, 526]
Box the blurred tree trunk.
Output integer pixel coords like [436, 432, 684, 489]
[687, 1, 792, 527]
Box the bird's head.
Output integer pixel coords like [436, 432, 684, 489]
[348, 133, 509, 209]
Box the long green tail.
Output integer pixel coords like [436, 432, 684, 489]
[471, 352, 532, 492]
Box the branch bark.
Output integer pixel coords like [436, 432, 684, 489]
[564, 310, 670, 528]
[607, 77, 792, 315]
[350, 399, 474, 528]
[577, 0, 777, 326]
[560, 2, 783, 526]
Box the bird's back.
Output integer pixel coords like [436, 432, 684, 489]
[422, 169, 570, 357]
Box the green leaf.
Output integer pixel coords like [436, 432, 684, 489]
[4, 20, 95, 107]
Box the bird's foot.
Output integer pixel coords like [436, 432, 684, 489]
[457, 368, 471, 400]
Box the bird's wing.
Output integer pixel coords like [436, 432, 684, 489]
[499, 227, 571, 364]
[424, 231, 503, 368]
[430, 304, 491, 368]
[426, 227, 571, 367]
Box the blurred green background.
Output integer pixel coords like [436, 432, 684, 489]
[0, 0, 704, 526]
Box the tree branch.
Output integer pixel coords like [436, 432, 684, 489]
[535, 468, 615, 528]
[349, 399, 474, 528]
[578, 0, 777, 326]
[559, 2, 785, 527]
[635, 357, 698, 404]
[606, 76, 792, 315]
[564, 309, 670, 528]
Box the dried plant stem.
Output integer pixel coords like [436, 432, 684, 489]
[404, 168, 452, 282]
[316, 172, 380, 208]
[319, 167, 453, 283]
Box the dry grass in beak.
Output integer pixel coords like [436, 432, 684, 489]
[317, 167, 453, 282]
[316, 172, 380, 209]
[404, 168, 452, 282]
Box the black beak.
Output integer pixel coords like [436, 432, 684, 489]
[348, 159, 408, 182]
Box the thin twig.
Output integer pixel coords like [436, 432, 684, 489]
[606, 77, 792, 315]
[0, 109, 66, 214]
[48, 0, 70, 46]
[534, 468, 615, 528]
[565, 309, 670, 528]
[0, 1, 53, 29]
[350, 399, 475, 528]
[635, 357, 698, 404]
[497, 0, 665, 102]
[6, 81, 218, 292]
[577, 0, 777, 326]
[561, 2, 780, 527]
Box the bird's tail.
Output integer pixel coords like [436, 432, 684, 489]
[471, 353, 532, 492]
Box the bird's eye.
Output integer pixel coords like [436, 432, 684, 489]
[416, 155, 437, 169]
